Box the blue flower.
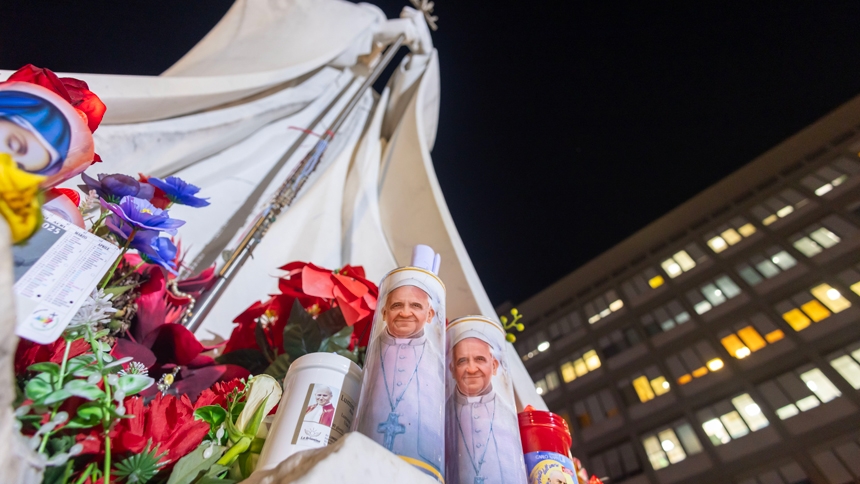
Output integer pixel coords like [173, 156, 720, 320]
[147, 176, 210, 207]
[79, 173, 154, 203]
[105, 215, 178, 274]
[100, 196, 185, 235]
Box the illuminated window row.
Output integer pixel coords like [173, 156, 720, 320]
[641, 299, 691, 336]
[559, 347, 602, 383]
[697, 393, 769, 446]
[705, 216, 758, 253]
[776, 282, 852, 332]
[719, 313, 785, 359]
[789, 214, 856, 257]
[800, 156, 859, 197]
[828, 341, 860, 390]
[641, 420, 703, 470]
[757, 365, 841, 420]
[617, 365, 671, 406]
[534, 369, 560, 396]
[750, 188, 809, 227]
[572, 389, 619, 429]
[584, 289, 624, 324]
[686, 274, 742, 315]
[661, 243, 708, 279]
[736, 246, 798, 286]
[665, 341, 725, 386]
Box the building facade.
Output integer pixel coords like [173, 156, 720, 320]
[513, 95, 860, 484]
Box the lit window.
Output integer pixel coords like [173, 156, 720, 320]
[801, 158, 858, 197]
[559, 347, 601, 383]
[702, 418, 731, 445]
[793, 237, 823, 257]
[720, 411, 750, 439]
[782, 308, 811, 331]
[545, 371, 560, 392]
[687, 274, 742, 315]
[560, 362, 576, 383]
[535, 379, 547, 395]
[642, 422, 702, 470]
[649, 275, 665, 289]
[738, 223, 756, 237]
[661, 249, 699, 278]
[537, 341, 551, 352]
[809, 227, 840, 248]
[751, 189, 808, 226]
[732, 393, 769, 431]
[633, 376, 656, 403]
[770, 250, 797, 270]
[799, 369, 841, 403]
[757, 366, 842, 421]
[830, 355, 860, 390]
[810, 283, 852, 313]
[707, 236, 728, 253]
[665, 342, 723, 385]
[584, 289, 625, 324]
[617, 366, 671, 406]
[721, 315, 784, 358]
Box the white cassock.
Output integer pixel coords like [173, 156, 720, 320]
[357, 328, 444, 478]
[446, 387, 527, 484]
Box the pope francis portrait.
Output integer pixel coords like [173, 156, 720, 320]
[445, 316, 527, 484]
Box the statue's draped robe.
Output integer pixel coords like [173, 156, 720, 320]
[0, 11, 547, 474]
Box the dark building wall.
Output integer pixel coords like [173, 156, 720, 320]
[513, 94, 860, 484]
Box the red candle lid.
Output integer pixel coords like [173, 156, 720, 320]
[518, 405, 573, 453]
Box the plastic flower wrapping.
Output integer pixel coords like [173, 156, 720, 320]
[3, 65, 380, 484]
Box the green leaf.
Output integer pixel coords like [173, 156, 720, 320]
[255, 323, 275, 362]
[66, 354, 97, 375]
[43, 389, 73, 405]
[67, 402, 105, 429]
[319, 325, 353, 353]
[27, 362, 61, 378]
[25, 373, 53, 403]
[316, 306, 347, 337]
[242, 395, 269, 437]
[103, 284, 136, 298]
[282, 299, 323, 359]
[166, 443, 225, 484]
[114, 440, 167, 483]
[116, 374, 155, 396]
[196, 478, 237, 484]
[216, 349, 271, 374]
[64, 379, 106, 401]
[262, 353, 292, 382]
[194, 405, 227, 434]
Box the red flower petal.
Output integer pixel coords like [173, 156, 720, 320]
[7, 64, 71, 102]
[111, 339, 156, 369]
[143, 323, 205, 367]
[300, 263, 336, 298]
[133, 268, 167, 342]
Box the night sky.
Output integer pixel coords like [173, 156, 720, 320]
[3, 1, 860, 306]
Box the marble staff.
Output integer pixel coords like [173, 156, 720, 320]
[352, 244, 446, 482]
[445, 315, 528, 484]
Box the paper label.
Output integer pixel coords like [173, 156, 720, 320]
[13, 211, 120, 344]
[525, 450, 577, 484]
[291, 382, 355, 450]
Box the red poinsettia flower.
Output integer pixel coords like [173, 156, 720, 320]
[138, 173, 171, 210]
[7, 64, 106, 133]
[194, 378, 246, 409]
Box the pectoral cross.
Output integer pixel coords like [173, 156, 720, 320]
[377, 412, 405, 450]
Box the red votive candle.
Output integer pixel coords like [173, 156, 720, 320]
[518, 406, 576, 483]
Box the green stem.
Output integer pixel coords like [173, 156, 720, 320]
[99, 229, 136, 290]
[89, 210, 108, 234]
[58, 460, 74, 484]
[103, 375, 112, 483]
[38, 339, 74, 453]
[116, 260, 146, 282]
[73, 463, 95, 484]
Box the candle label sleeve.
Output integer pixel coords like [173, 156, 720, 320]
[525, 450, 577, 484]
[290, 382, 355, 450]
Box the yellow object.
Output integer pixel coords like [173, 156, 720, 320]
[800, 300, 831, 322]
[782, 309, 811, 331]
[633, 375, 656, 403]
[721, 334, 749, 359]
[737, 326, 767, 352]
[648, 275, 665, 289]
[0, 153, 45, 243]
[764, 329, 784, 343]
[706, 358, 724, 371]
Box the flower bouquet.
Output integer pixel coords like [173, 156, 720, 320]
[2, 65, 379, 483]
